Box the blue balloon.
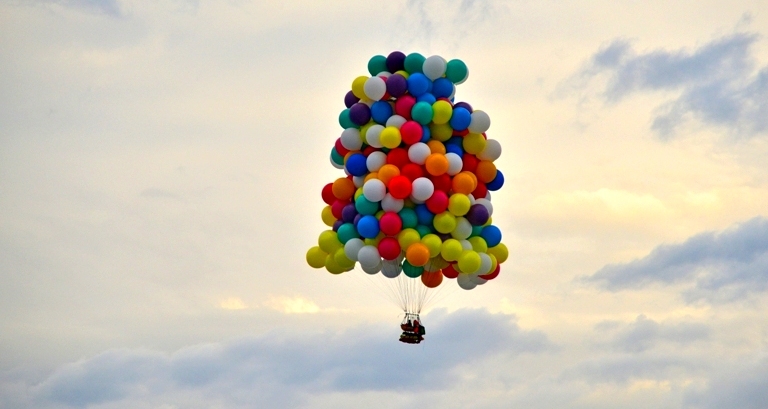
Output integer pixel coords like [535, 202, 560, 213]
[432, 78, 454, 98]
[416, 92, 436, 105]
[357, 215, 381, 238]
[414, 204, 434, 226]
[420, 125, 431, 143]
[370, 101, 393, 125]
[345, 153, 368, 176]
[480, 225, 502, 247]
[407, 73, 431, 97]
[445, 143, 463, 157]
[486, 170, 505, 191]
[449, 107, 471, 131]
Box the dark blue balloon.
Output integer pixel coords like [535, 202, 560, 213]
[480, 225, 502, 247]
[486, 170, 505, 191]
[414, 204, 434, 226]
[407, 73, 431, 97]
[332, 220, 343, 232]
[450, 107, 472, 131]
[432, 78, 454, 98]
[370, 101, 393, 125]
[445, 143, 463, 157]
[345, 153, 368, 176]
[416, 92, 436, 105]
[453, 101, 473, 112]
[386, 51, 406, 73]
[342, 203, 358, 223]
[357, 215, 381, 238]
[349, 103, 371, 126]
[386, 74, 407, 98]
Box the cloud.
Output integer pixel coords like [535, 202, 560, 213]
[584, 217, 768, 303]
[572, 30, 768, 138]
[2, 309, 549, 408]
[684, 358, 768, 409]
[595, 315, 710, 353]
[24, 0, 124, 16]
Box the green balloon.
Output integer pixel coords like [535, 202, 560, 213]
[445, 59, 468, 83]
[368, 55, 388, 76]
[339, 109, 357, 129]
[337, 223, 359, 244]
[403, 260, 424, 278]
[411, 101, 434, 125]
[404, 53, 426, 74]
[399, 208, 418, 229]
[355, 195, 380, 215]
[415, 224, 432, 237]
[330, 147, 344, 167]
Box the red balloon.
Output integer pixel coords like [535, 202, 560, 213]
[462, 153, 479, 173]
[386, 148, 410, 169]
[322, 183, 336, 205]
[335, 138, 350, 156]
[379, 211, 403, 236]
[401, 163, 425, 181]
[429, 173, 452, 193]
[453, 129, 469, 137]
[472, 181, 488, 199]
[442, 263, 459, 279]
[394, 95, 416, 119]
[400, 121, 423, 145]
[478, 264, 500, 280]
[378, 237, 401, 260]
[425, 190, 448, 214]
[362, 145, 377, 156]
[388, 175, 412, 199]
[331, 200, 347, 219]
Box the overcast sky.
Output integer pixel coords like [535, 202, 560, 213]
[2, 0, 768, 408]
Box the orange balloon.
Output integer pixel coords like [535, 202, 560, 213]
[451, 171, 476, 194]
[475, 160, 497, 183]
[426, 140, 446, 154]
[377, 164, 400, 185]
[406, 243, 431, 267]
[364, 171, 379, 183]
[421, 270, 444, 288]
[425, 153, 449, 176]
[332, 177, 355, 201]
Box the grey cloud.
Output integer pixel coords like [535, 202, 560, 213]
[20, 0, 124, 16]
[584, 217, 768, 303]
[684, 359, 768, 409]
[596, 315, 710, 353]
[17, 309, 549, 408]
[576, 31, 768, 138]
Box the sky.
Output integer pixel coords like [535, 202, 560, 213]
[2, 0, 768, 408]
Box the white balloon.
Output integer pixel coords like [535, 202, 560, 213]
[376, 71, 392, 78]
[366, 124, 384, 148]
[468, 110, 491, 134]
[364, 76, 387, 101]
[357, 245, 381, 268]
[457, 273, 477, 290]
[410, 177, 435, 201]
[366, 151, 387, 172]
[408, 143, 431, 164]
[451, 217, 473, 240]
[459, 239, 473, 251]
[381, 260, 402, 278]
[470, 274, 488, 285]
[381, 193, 404, 212]
[484, 191, 492, 200]
[340, 128, 362, 151]
[385, 115, 407, 129]
[468, 194, 476, 205]
[344, 238, 365, 261]
[361, 260, 382, 275]
[330, 154, 343, 169]
[477, 252, 492, 275]
[445, 152, 463, 175]
[475, 198, 494, 216]
[363, 179, 387, 202]
[423, 55, 447, 80]
[477, 139, 502, 161]
[352, 176, 366, 188]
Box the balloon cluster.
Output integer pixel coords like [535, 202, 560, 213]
[306, 51, 508, 290]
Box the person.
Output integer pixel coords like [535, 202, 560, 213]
[398, 315, 424, 344]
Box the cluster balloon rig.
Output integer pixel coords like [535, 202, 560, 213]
[306, 51, 509, 294]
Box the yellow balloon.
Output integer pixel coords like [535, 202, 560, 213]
[463, 133, 487, 155]
[380, 126, 402, 149]
[306, 246, 328, 269]
[318, 230, 342, 254]
[334, 248, 356, 269]
[448, 193, 471, 216]
[488, 253, 498, 273]
[351, 75, 369, 99]
[468, 236, 488, 253]
[321, 206, 336, 227]
[488, 243, 509, 264]
[431, 100, 453, 125]
[397, 228, 421, 250]
[429, 122, 453, 142]
[421, 234, 443, 258]
[325, 254, 346, 274]
[458, 250, 481, 274]
[440, 238, 463, 262]
[433, 211, 457, 234]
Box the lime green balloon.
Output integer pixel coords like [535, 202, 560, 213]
[421, 234, 443, 258]
[433, 211, 457, 234]
[441, 238, 463, 262]
[429, 123, 453, 142]
[448, 193, 471, 216]
[325, 254, 346, 274]
[445, 59, 469, 83]
[432, 100, 453, 125]
[468, 236, 488, 253]
[306, 246, 328, 269]
[318, 230, 342, 253]
[458, 250, 481, 274]
[488, 243, 509, 264]
[463, 133, 487, 154]
[397, 228, 422, 250]
[380, 126, 402, 149]
[334, 248, 356, 269]
[427, 256, 449, 271]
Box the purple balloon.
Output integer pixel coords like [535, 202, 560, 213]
[465, 204, 490, 226]
[344, 90, 360, 108]
[386, 51, 406, 73]
[349, 103, 371, 126]
[353, 213, 363, 226]
[437, 232, 452, 242]
[332, 220, 344, 232]
[386, 74, 407, 98]
[453, 101, 473, 112]
[342, 204, 358, 223]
